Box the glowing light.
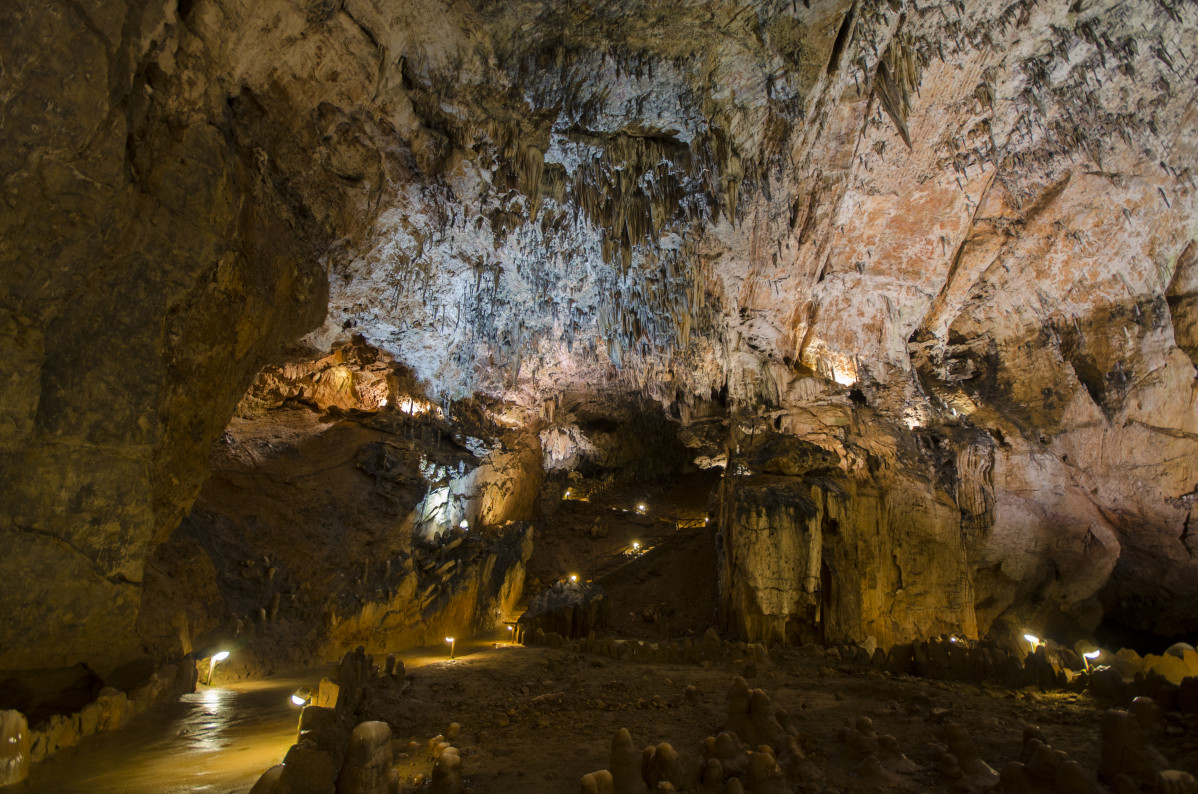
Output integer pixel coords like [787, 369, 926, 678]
[1023, 633, 1041, 647]
[632, 542, 640, 551]
[290, 686, 312, 707]
[507, 625, 513, 631]
[379, 397, 388, 407]
[569, 574, 578, 583]
[636, 503, 647, 514]
[1084, 649, 1101, 660]
[206, 650, 231, 685]
[949, 637, 958, 643]
[397, 397, 432, 416]
[459, 519, 469, 530]
[445, 636, 456, 660]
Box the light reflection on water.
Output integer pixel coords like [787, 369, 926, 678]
[19, 635, 507, 794]
[21, 674, 313, 794]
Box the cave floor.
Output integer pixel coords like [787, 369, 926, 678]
[20, 631, 1191, 793]
[365, 637, 1111, 793]
[20, 673, 309, 793]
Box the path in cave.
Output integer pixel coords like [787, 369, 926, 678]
[21, 634, 506, 794]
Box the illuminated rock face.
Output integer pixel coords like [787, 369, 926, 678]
[1, 0, 1196, 671]
[717, 436, 976, 647]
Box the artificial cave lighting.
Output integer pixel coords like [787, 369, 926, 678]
[396, 397, 432, 416]
[205, 650, 231, 685]
[1023, 633, 1042, 649]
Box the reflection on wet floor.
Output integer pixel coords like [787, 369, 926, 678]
[21, 674, 307, 794]
[17, 633, 508, 794]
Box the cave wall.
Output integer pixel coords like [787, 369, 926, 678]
[2, 0, 1197, 673]
[140, 343, 542, 670]
[0, 0, 330, 674]
[717, 433, 976, 647]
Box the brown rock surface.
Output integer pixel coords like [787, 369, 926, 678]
[2, 0, 1196, 675]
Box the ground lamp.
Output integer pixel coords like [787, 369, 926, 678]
[207, 650, 230, 685]
[291, 687, 312, 707]
[1023, 633, 1042, 652]
[446, 636, 456, 660]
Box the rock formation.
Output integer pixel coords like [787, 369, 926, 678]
[1, 0, 1196, 682]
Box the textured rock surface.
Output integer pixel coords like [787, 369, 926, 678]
[0, 0, 327, 672]
[140, 343, 537, 669]
[0, 709, 31, 787]
[717, 433, 976, 646]
[2, 0, 1197, 671]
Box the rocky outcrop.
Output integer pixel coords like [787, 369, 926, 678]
[0, 710, 30, 787]
[140, 345, 538, 671]
[517, 579, 610, 640]
[717, 433, 976, 647]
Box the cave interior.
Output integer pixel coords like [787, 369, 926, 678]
[2, 0, 1198, 791]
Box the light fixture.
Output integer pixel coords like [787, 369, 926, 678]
[569, 574, 578, 583]
[632, 542, 640, 551]
[636, 503, 647, 513]
[459, 519, 469, 530]
[379, 397, 388, 407]
[446, 636, 456, 660]
[1023, 633, 1041, 649]
[1083, 649, 1101, 659]
[290, 687, 312, 707]
[207, 650, 231, 685]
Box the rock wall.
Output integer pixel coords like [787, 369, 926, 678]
[717, 436, 976, 648]
[140, 344, 540, 671]
[0, 0, 328, 674]
[2, 0, 1197, 673]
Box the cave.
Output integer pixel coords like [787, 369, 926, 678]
[2, 0, 1198, 792]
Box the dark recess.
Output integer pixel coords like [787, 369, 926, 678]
[827, 5, 857, 74]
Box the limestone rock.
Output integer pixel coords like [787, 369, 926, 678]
[0, 710, 30, 787]
[338, 721, 392, 794]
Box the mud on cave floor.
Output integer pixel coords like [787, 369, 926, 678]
[361, 638, 1111, 793]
